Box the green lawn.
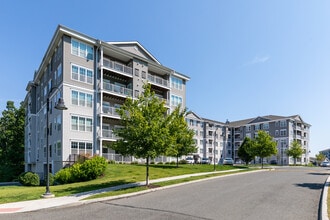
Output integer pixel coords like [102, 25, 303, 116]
[0, 164, 247, 204]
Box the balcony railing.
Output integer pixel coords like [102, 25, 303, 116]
[102, 106, 120, 117]
[103, 81, 133, 97]
[101, 129, 117, 139]
[147, 74, 169, 88]
[103, 58, 133, 76]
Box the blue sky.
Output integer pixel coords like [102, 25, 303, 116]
[0, 0, 329, 156]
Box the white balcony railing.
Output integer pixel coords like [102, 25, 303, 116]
[103, 81, 133, 97]
[103, 58, 133, 76]
[102, 129, 117, 139]
[102, 106, 120, 117]
[147, 73, 169, 88]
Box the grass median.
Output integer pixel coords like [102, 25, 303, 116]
[0, 163, 251, 204]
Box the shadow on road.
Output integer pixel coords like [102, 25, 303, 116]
[294, 183, 324, 190]
[308, 172, 330, 176]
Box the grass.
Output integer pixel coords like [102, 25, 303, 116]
[85, 169, 251, 200]
[0, 163, 249, 204]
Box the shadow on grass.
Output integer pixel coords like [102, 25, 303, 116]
[294, 183, 324, 190]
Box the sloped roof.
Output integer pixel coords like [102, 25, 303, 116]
[228, 115, 309, 127]
[107, 41, 161, 65]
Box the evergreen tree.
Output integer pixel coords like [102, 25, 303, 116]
[0, 101, 25, 181]
[238, 137, 255, 165]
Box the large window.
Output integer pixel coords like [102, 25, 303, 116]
[71, 115, 93, 132]
[171, 76, 183, 90]
[171, 95, 182, 106]
[71, 90, 93, 108]
[71, 141, 93, 155]
[71, 39, 94, 60]
[71, 64, 93, 84]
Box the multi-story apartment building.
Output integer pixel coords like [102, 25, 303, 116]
[227, 115, 310, 165]
[186, 112, 230, 164]
[24, 25, 190, 177]
[187, 114, 311, 165]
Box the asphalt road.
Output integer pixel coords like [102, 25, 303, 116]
[2, 166, 330, 220]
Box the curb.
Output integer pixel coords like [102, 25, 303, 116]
[321, 176, 330, 220]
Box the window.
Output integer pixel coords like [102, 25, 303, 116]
[263, 123, 269, 130]
[246, 125, 251, 132]
[280, 120, 287, 127]
[255, 124, 259, 130]
[171, 95, 182, 106]
[57, 64, 62, 80]
[135, 68, 139, 76]
[72, 90, 93, 108]
[142, 71, 146, 79]
[280, 129, 287, 136]
[57, 142, 62, 157]
[275, 130, 279, 136]
[57, 115, 62, 131]
[71, 116, 93, 132]
[71, 116, 78, 130]
[71, 64, 93, 84]
[71, 141, 93, 155]
[171, 76, 183, 90]
[72, 91, 78, 105]
[71, 39, 94, 60]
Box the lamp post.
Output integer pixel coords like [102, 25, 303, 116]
[42, 91, 67, 198]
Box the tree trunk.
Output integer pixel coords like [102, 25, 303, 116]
[146, 157, 149, 186]
[176, 156, 179, 168]
[261, 157, 264, 169]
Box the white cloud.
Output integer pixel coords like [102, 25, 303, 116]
[245, 55, 270, 65]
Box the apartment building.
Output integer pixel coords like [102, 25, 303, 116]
[187, 114, 311, 165]
[24, 25, 190, 177]
[186, 112, 230, 164]
[227, 115, 311, 165]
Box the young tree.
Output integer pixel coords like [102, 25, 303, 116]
[316, 153, 326, 166]
[0, 101, 25, 181]
[251, 130, 277, 168]
[165, 107, 196, 167]
[238, 137, 255, 165]
[112, 84, 170, 186]
[286, 140, 304, 166]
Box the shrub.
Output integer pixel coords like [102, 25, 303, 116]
[55, 156, 107, 184]
[157, 162, 163, 165]
[170, 161, 176, 165]
[108, 160, 116, 164]
[150, 161, 155, 164]
[179, 160, 187, 164]
[54, 168, 72, 184]
[18, 172, 40, 186]
[165, 162, 170, 165]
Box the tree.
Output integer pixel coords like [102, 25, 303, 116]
[112, 84, 171, 186]
[286, 140, 304, 166]
[250, 130, 277, 168]
[316, 153, 326, 166]
[238, 137, 255, 165]
[165, 106, 196, 167]
[0, 101, 25, 181]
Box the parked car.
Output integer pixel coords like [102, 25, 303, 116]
[201, 158, 210, 164]
[186, 157, 194, 164]
[320, 161, 330, 167]
[223, 158, 234, 165]
[270, 160, 277, 165]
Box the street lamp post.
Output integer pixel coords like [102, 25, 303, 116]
[42, 91, 67, 198]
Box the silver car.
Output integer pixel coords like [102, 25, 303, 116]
[223, 158, 234, 165]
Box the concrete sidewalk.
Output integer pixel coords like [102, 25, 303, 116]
[0, 169, 248, 214]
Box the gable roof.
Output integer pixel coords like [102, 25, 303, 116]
[107, 41, 161, 65]
[228, 115, 310, 127]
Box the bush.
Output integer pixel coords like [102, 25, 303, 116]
[179, 160, 187, 164]
[55, 156, 107, 184]
[18, 172, 40, 186]
[157, 162, 163, 165]
[108, 160, 116, 164]
[54, 168, 72, 184]
[170, 161, 176, 165]
[150, 161, 155, 164]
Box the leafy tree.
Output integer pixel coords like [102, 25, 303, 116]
[0, 101, 25, 181]
[238, 137, 255, 165]
[165, 107, 196, 167]
[316, 153, 326, 166]
[286, 140, 304, 165]
[250, 130, 277, 168]
[112, 84, 170, 186]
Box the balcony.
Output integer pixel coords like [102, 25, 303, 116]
[101, 129, 118, 140]
[103, 81, 133, 97]
[147, 73, 169, 88]
[101, 106, 120, 118]
[103, 58, 133, 76]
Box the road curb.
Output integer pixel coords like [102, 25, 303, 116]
[321, 176, 330, 220]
